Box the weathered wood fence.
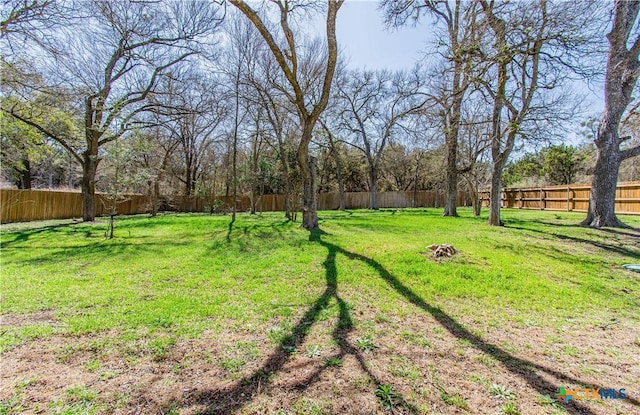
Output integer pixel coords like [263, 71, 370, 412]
[0, 189, 468, 223]
[3, 182, 639, 223]
[478, 181, 640, 215]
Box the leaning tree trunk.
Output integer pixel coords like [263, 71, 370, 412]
[81, 152, 98, 222]
[465, 178, 481, 217]
[581, 0, 640, 228]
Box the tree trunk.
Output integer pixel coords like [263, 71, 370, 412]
[330, 142, 345, 211]
[443, 65, 464, 217]
[488, 161, 504, 226]
[473, 196, 481, 217]
[581, 0, 640, 228]
[81, 152, 98, 222]
[232, 136, 237, 220]
[298, 120, 319, 229]
[467, 180, 481, 217]
[369, 165, 378, 210]
[443, 157, 458, 216]
[336, 156, 345, 211]
[17, 157, 32, 189]
[250, 136, 259, 215]
[152, 180, 160, 216]
[185, 162, 193, 197]
[281, 158, 292, 220]
[300, 153, 319, 229]
[581, 136, 624, 227]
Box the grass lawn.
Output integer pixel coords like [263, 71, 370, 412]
[1, 208, 639, 415]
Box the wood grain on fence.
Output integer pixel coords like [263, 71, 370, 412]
[478, 181, 640, 215]
[0, 189, 151, 223]
[0, 189, 469, 223]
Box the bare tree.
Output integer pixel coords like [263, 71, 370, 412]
[152, 69, 228, 198]
[222, 12, 263, 220]
[383, 0, 483, 216]
[581, 0, 640, 228]
[336, 69, 427, 209]
[244, 48, 299, 220]
[1, 0, 54, 37]
[229, 0, 343, 229]
[478, 0, 591, 226]
[1, 0, 223, 221]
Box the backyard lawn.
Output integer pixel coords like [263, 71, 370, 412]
[1, 209, 639, 415]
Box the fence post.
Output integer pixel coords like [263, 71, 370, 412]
[518, 189, 523, 209]
[540, 188, 545, 210]
[566, 186, 570, 212]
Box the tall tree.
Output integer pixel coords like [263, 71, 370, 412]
[383, 0, 482, 216]
[153, 69, 228, 197]
[336, 69, 427, 209]
[2, 0, 222, 221]
[478, 0, 589, 225]
[581, 0, 640, 228]
[229, 0, 343, 229]
[244, 50, 299, 220]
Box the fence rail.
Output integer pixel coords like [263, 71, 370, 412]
[478, 181, 640, 215]
[3, 182, 638, 224]
[0, 189, 469, 224]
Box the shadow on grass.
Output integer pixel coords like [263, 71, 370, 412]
[224, 219, 291, 244]
[180, 228, 418, 414]
[504, 216, 639, 235]
[507, 224, 640, 257]
[5, 240, 196, 267]
[0, 222, 77, 248]
[179, 229, 639, 414]
[226, 218, 235, 242]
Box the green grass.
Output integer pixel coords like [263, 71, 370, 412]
[2, 209, 639, 351]
[1, 208, 639, 413]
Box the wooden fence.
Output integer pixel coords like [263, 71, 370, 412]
[0, 189, 150, 223]
[0, 189, 468, 224]
[478, 181, 640, 215]
[4, 182, 639, 223]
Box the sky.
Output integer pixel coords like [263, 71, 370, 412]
[331, 0, 604, 123]
[335, 1, 430, 71]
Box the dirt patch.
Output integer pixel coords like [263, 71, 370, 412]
[1, 306, 638, 415]
[0, 310, 60, 328]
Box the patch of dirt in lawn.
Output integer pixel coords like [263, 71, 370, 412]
[1, 307, 638, 414]
[0, 310, 60, 327]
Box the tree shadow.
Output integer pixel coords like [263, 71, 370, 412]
[180, 228, 417, 414]
[224, 219, 292, 243]
[506, 217, 639, 235]
[506, 225, 639, 257]
[331, 246, 639, 415]
[180, 229, 638, 414]
[226, 218, 235, 243]
[0, 222, 77, 248]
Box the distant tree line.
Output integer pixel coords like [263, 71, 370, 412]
[1, 0, 638, 228]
